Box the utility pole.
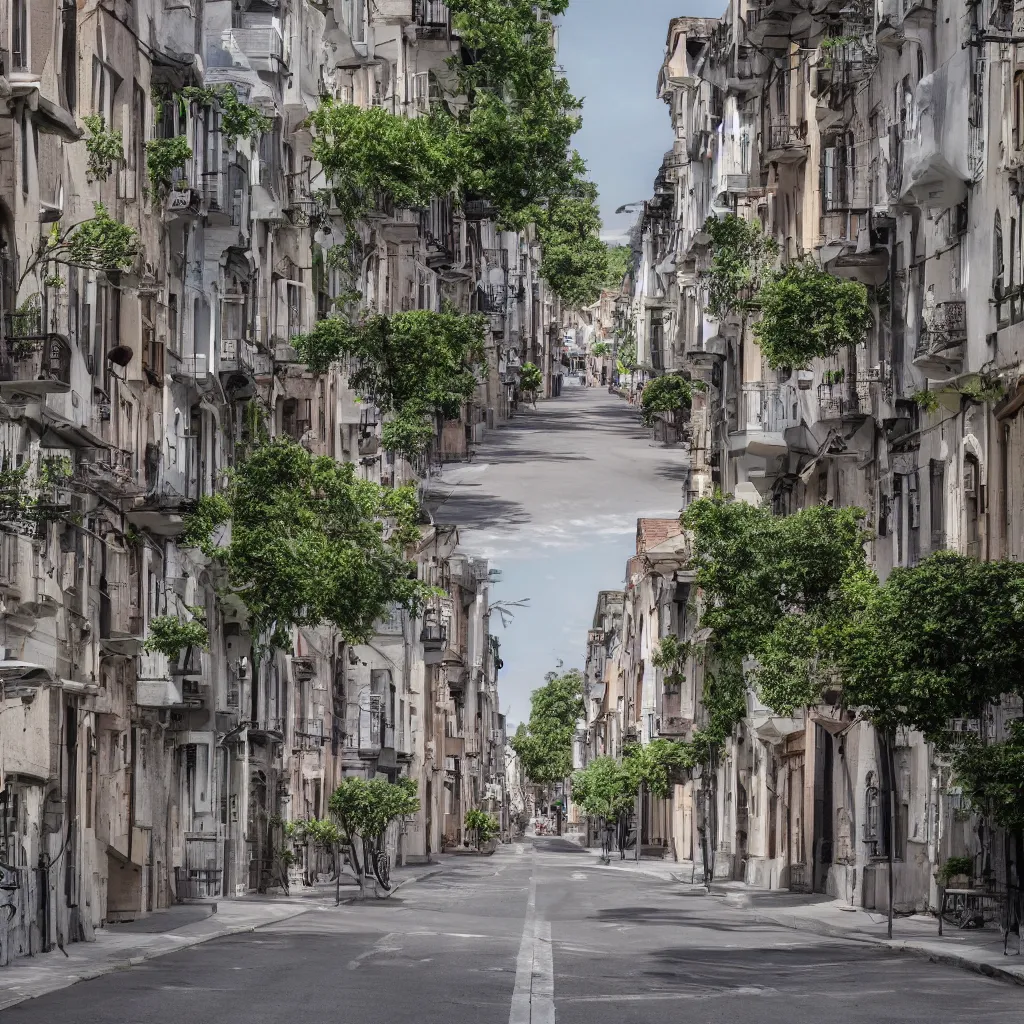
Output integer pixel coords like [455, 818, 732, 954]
[887, 731, 896, 940]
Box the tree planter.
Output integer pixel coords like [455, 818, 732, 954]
[453, 840, 498, 856]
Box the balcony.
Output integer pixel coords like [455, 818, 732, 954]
[914, 300, 966, 374]
[219, 338, 258, 382]
[171, 352, 214, 386]
[462, 198, 498, 221]
[765, 120, 808, 164]
[414, 0, 451, 35]
[729, 382, 796, 456]
[136, 675, 184, 708]
[420, 620, 447, 665]
[420, 197, 455, 269]
[284, 171, 321, 225]
[76, 448, 143, 498]
[293, 717, 326, 751]
[477, 284, 508, 316]
[226, 27, 284, 73]
[746, 4, 797, 47]
[816, 383, 867, 422]
[1, 312, 72, 396]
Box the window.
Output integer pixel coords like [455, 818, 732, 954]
[60, 1, 77, 113]
[930, 458, 946, 551]
[994, 211, 1005, 312]
[12, 0, 28, 70]
[130, 82, 146, 198]
[964, 455, 980, 558]
[1014, 72, 1024, 152]
[20, 113, 29, 195]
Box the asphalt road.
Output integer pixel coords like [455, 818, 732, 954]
[4, 840, 1019, 1024]
[425, 381, 688, 553]
[423, 382, 691, 725]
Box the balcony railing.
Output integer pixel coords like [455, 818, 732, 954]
[768, 119, 805, 151]
[921, 299, 967, 344]
[739, 382, 795, 434]
[414, 0, 451, 31]
[229, 27, 284, 68]
[887, 124, 904, 199]
[293, 717, 325, 750]
[0, 328, 73, 395]
[478, 284, 508, 315]
[220, 338, 258, 376]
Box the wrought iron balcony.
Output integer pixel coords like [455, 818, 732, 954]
[766, 119, 808, 162]
[913, 300, 966, 372]
[1, 311, 72, 395]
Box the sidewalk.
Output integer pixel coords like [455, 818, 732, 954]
[577, 845, 1024, 986]
[0, 860, 447, 1011]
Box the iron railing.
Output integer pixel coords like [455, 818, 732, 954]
[293, 717, 325, 749]
[739, 382, 795, 433]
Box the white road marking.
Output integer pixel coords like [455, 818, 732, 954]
[570, 872, 587, 880]
[508, 853, 556, 1024]
[561, 988, 771, 1003]
[346, 932, 400, 970]
[531, 919, 555, 1024]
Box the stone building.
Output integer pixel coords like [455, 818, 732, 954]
[0, 0, 539, 963]
[581, 0, 1024, 914]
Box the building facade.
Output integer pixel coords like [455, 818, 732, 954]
[0, 0, 537, 964]
[579, 0, 1024, 913]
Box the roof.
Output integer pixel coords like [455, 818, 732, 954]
[636, 518, 683, 554]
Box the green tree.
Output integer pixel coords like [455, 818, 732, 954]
[143, 614, 210, 661]
[179, 437, 431, 650]
[754, 260, 871, 369]
[519, 361, 543, 403]
[640, 374, 698, 427]
[307, 103, 462, 225]
[82, 116, 124, 182]
[836, 551, 1024, 737]
[536, 169, 608, 309]
[464, 809, 501, 848]
[510, 668, 585, 786]
[682, 495, 870, 727]
[603, 245, 633, 290]
[145, 136, 193, 194]
[951, 722, 1024, 835]
[19, 204, 140, 286]
[623, 739, 697, 798]
[702, 214, 778, 321]
[572, 757, 634, 821]
[291, 308, 486, 459]
[328, 777, 419, 896]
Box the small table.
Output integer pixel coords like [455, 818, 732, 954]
[938, 887, 1005, 936]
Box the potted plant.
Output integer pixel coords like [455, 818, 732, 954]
[936, 855, 973, 889]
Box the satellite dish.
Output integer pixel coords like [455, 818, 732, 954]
[107, 345, 134, 366]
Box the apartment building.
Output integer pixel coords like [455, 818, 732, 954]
[582, 0, 1024, 913]
[0, 0, 531, 963]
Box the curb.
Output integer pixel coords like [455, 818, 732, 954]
[746, 908, 1024, 987]
[0, 906, 313, 1012]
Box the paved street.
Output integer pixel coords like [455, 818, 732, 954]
[425, 383, 688, 724]
[426, 382, 687, 552]
[4, 840, 1018, 1024]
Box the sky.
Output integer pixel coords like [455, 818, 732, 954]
[558, 0, 724, 243]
